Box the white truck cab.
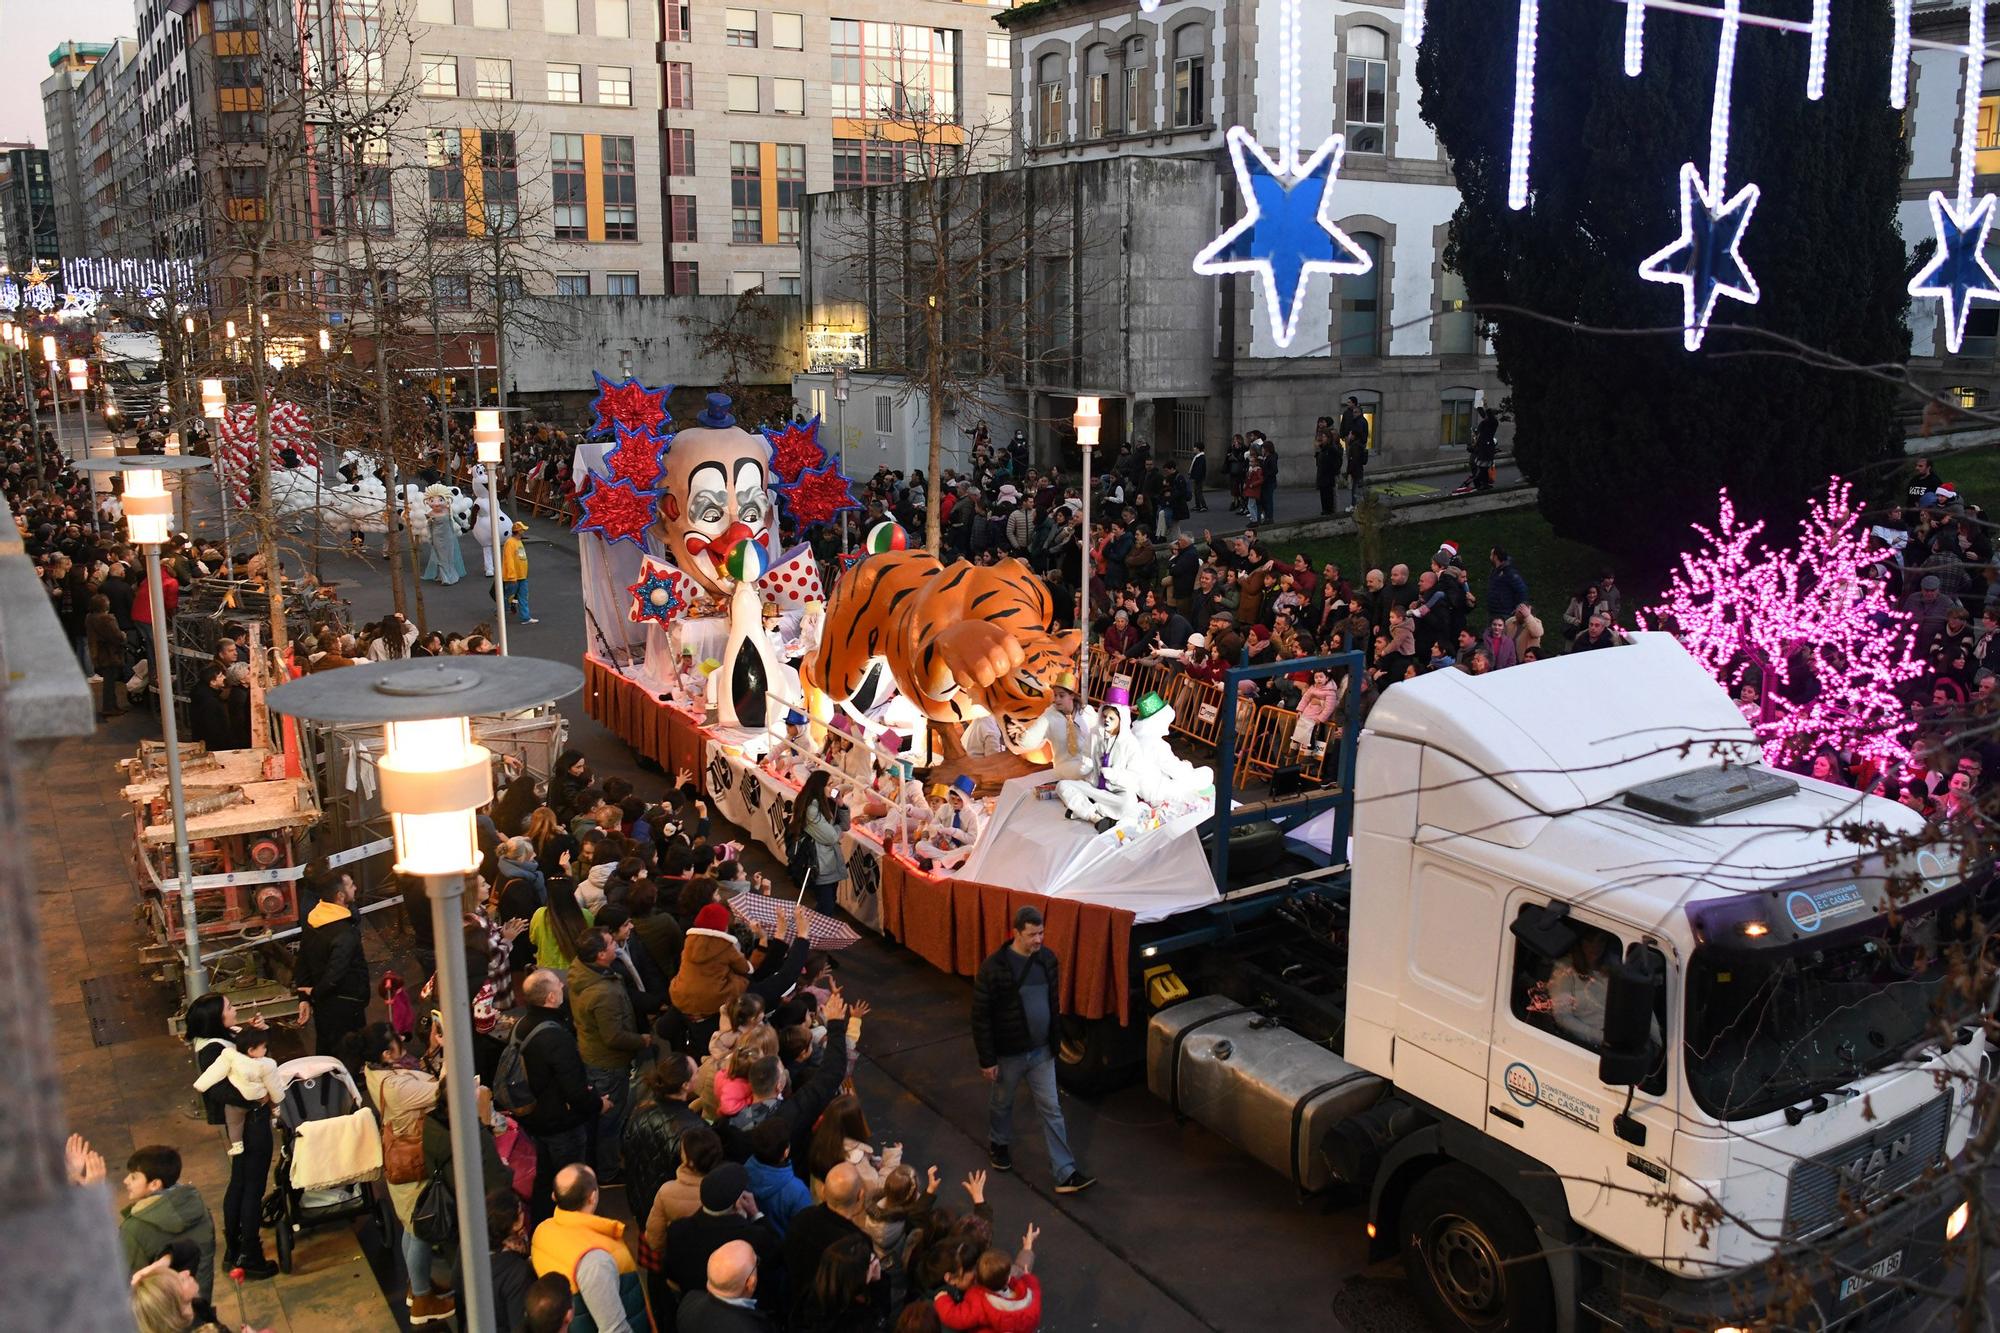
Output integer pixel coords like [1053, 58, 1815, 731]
[1151, 634, 1983, 1331]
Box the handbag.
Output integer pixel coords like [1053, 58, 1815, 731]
[382, 1118, 424, 1185]
[410, 1162, 458, 1249]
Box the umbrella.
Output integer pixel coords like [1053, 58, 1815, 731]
[729, 888, 862, 950]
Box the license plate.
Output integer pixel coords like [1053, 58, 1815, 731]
[1838, 1249, 1903, 1300]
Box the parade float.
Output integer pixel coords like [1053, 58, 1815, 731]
[572, 378, 1218, 1022]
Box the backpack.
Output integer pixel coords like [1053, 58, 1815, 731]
[492, 1019, 561, 1116]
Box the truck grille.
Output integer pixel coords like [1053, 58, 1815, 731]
[1783, 1094, 1950, 1240]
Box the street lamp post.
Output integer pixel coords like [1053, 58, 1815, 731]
[474, 409, 508, 655]
[265, 657, 582, 1333]
[85, 455, 214, 999]
[1073, 396, 1100, 700]
[202, 378, 234, 562]
[315, 328, 332, 581]
[43, 336, 66, 470]
[67, 358, 95, 533]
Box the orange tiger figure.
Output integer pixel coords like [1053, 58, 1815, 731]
[804, 551, 1081, 761]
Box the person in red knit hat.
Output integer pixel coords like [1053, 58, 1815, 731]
[934, 1225, 1041, 1332]
[671, 901, 753, 1022]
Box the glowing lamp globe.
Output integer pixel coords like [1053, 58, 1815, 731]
[201, 379, 226, 419]
[723, 538, 771, 584]
[123, 467, 174, 546]
[474, 408, 504, 464]
[379, 716, 491, 876]
[41, 335, 57, 363]
[67, 358, 88, 392]
[1074, 396, 1101, 448]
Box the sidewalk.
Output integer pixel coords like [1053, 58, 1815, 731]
[34, 717, 395, 1332]
[1186, 455, 1524, 538]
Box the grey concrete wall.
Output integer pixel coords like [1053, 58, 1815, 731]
[1229, 360, 1507, 471]
[506, 294, 804, 396]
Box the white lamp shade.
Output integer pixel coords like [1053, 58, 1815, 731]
[379, 717, 491, 875]
[124, 468, 173, 545]
[318, 329, 331, 352]
[67, 358, 88, 391]
[41, 335, 57, 362]
[201, 378, 226, 419]
[474, 409, 503, 463]
[225, 320, 237, 340]
[184, 317, 195, 334]
[1074, 395, 1101, 448]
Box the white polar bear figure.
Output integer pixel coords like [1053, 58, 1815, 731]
[266, 457, 472, 538]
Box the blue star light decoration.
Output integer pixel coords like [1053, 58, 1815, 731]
[1193, 127, 1375, 349]
[1908, 190, 2000, 355]
[628, 564, 685, 626]
[1639, 162, 1762, 351]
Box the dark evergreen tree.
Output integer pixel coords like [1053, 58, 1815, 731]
[1416, 0, 1910, 564]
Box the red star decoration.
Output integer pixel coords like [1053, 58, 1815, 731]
[764, 418, 828, 486]
[589, 373, 670, 436]
[602, 425, 667, 490]
[782, 461, 862, 528]
[575, 476, 657, 548]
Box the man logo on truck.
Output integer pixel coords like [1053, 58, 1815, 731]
[1839, 1132, 1913, 1192]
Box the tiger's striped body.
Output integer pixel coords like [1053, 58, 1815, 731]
[804, 551, 1080, 757]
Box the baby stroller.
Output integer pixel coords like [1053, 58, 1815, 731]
[266, 1055, 393, 1273]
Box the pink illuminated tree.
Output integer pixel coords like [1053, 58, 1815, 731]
[1645, 479, 1922, 770]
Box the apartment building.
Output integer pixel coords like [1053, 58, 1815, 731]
[40, 41, 113, 259]
[68, 40, 142, 259]
[0, 148, 62, 276]
[659, 0, 1015, 296]
[132, 1, 206, 272]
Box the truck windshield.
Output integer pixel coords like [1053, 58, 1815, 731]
[1683, 892, 1975, 1121]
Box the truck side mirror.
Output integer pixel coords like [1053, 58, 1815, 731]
[1597, 944, 1664, 1087]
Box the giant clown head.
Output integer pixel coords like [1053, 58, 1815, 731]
[651, 394, 774, 597]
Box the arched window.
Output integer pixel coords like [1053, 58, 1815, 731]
[1440, 387, 1477, 450]
[1084, 45, 1110, 139]
[1339, 233, 1384, 356]
[1437, 267, 1474, 355]
[1123, 38, 1148, 134]
[1037, 52, 1066, 146]
[1345, 26, 1388, 153]
[1172, 24, 1206, 128]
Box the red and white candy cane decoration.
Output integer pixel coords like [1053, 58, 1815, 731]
[215, 400, 316, 508]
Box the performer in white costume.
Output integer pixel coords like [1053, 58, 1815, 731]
[916, 775, 987, 870]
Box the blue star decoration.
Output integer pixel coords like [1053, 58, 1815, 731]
[1908, 190, 2000, 355]
[1194, 127, 1375, 349]
[1639, 162, 1761, 352]
[627, 564, 685, 625]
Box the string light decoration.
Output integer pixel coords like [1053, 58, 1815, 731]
[1643, 479, 1921, 770]
[1908, 0, 2000, 354]
[1193, 0, 1374, 349]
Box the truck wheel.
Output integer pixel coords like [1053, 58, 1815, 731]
[1400, 1165, 1554, 1333]
[1055, 1015, 1143, 1095]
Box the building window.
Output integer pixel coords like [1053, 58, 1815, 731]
[667, 127, 695, 175]
[547, 0, 578, 34]
[874, 395, 892, 433]
[988, 35, 1010, 69]
[475, 58, 512, 99]
[552, 132, 586, 238]
[727, 8, 758, 46]
[1437, 268, 1475, 356]
[1345, 27, 1388, 154]
[774, 78, 805, 115]
[830, 20, 962, 122]
[548, 62, 581, 103]
[414, 0, 453, 21]
[481, 129, 519, 232]
[670, 193, 698, 242]
[732, 270, 765, 294]
[671, 261, 699, 294]
[729, 74, 760, 113]
[665, 0, 690, 41]
[356, 134, 393, 234]
[471, 0, 508, 30]
[773, 273, 800, 295]
[1084, 45, 1109, 139]
[596, 0, 629, 39]
[1339, 232, 1384, 356]
[602, 134, 637, 240]
[421, 55, 458, 97]
[731, 142, 762, 243]
[598, 66, 632, 106]
[556, 272, 590, 296]
[1123, 39, 1147, 133]
[1036, 53, 1064, 145]
[427, 129, 465, 233]
[433, 273, 471, 309]
[833, 137, 918, 186]
[665, 62, 694, 108]
[776, 143, 805, 242]
[1440, 388, 1476, 450]
[606, 272, 639, 296]
[217, 54, 261, 89]
[1172, 25, 1205, 128]
[773, 12, 804, 49]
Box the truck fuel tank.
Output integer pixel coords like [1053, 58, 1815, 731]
[1148, 994, 1386, 1192]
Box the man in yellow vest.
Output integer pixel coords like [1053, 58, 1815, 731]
[530, 1163, 645, 1333]
[502, 521, 538, 625]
